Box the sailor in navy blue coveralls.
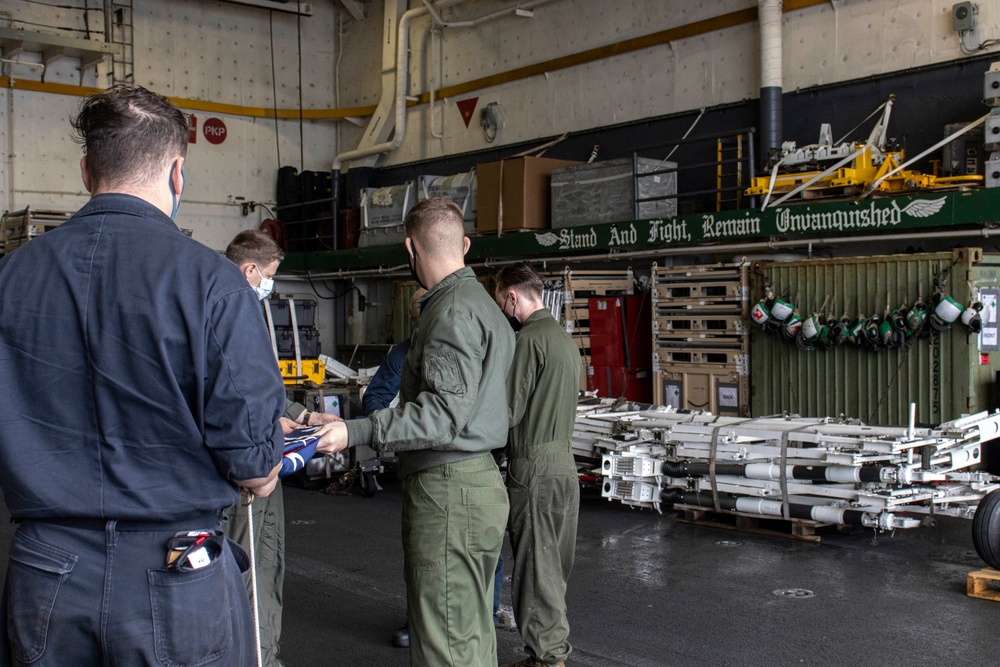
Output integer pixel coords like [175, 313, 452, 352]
[0, 86, 284, 666]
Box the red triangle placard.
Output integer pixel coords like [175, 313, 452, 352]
[457, 97, 479, 128]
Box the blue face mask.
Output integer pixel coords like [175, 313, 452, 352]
[254, 275, 274, 301]
[169, 161, 186, 220]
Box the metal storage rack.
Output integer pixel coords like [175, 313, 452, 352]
[0, 207, 72, 254]
[651, 262, 750, 416]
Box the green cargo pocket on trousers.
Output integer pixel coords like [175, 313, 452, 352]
[404, 475, 448, 571]
[536, 472, 581, 514]
[465, 486, 508, 555]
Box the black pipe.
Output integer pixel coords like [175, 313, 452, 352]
[760, 86, 782, 167]
[662, 461, 888, 483]
[331, 168, 340, 251]
[661, 489, 866, 527]
[663, 461, 745, 477]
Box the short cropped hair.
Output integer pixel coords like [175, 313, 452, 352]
[494, 262, 544, 299]
[71, 85, 188, 190]
[225, 230, 285, 267]
[404, 197, 465, 256]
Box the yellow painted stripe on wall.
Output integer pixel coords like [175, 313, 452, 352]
[0, 76, 376, 119]
[0, 0, 827, 119]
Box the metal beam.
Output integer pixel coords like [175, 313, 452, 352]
[213, 0, 313, 16]
[339, 0, 368, 21]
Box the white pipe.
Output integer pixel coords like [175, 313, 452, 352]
[422, 0, 447, 24]
[333, 0, 564, 170]
[429, 25, 443, 139]
[435, 0, 561, 28]
[334, 7, 345, 155]
[759, 0, 782, 90]
[908, 403, 916, 441]
[758, 0, 782, 159]
[333, 0, 467, 171]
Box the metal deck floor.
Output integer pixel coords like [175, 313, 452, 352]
[3, 478, 999, 666]
[275, 478, 1000, 666]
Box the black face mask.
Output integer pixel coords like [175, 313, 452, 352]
[407, 240, 428, 290]
[502, 294, 521, 331]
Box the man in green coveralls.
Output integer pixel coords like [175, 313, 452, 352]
[223, 229, 341, 667]
[314, 197, 513, 667]
[494, 262, 581, 667]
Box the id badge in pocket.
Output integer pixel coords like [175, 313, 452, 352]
[165, 529, 224, 572]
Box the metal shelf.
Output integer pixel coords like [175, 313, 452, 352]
[0, 26, 118, 72]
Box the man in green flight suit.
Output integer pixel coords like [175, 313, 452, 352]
[494, 262, 581, 667]
[223, 229, 341, 667]
[314, 197, 513, 667]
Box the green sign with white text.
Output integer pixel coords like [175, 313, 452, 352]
[282, 189, 1000, 273]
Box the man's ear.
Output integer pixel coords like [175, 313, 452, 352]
[405, 237, 415, 259]
[80, 156, 92, 193]
[242, 262, 256, 281]
[462, 236, 471, 256]
[169, 157, 185, 196]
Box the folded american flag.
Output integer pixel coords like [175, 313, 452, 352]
[281, 425, 322, 478]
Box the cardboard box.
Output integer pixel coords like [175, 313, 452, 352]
[653, 367, 745, 416]
[476, 156, 582, 235]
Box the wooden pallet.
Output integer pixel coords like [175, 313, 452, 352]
[653, 303, 744, 314]
[653, 285, 743, 307]
[656, 347, 745, 367]
[968, 568, 1000, 602]
[564, 270, 633, 297]
[654, 314, 747, 336]
[674, 504, 826, 542]
[656, 333, 745, 347]
[653, 263, 743, 281]
[654, 282, 743, 300]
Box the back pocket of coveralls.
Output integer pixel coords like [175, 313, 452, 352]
[536, 469, 580, 515]
[465, 487, 508, 555]
[7, 533, 78, 663]
[148, 557, 233, 667]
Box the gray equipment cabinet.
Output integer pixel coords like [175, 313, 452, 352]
[550, 157, 677, 228]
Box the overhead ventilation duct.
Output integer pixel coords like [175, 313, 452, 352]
[759, 0, 782, 166]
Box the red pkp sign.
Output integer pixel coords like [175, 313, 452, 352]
[203, 117, 227, 145]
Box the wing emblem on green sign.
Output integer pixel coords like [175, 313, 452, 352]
[899, 197, 947, 218]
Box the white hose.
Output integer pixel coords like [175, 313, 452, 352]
[243, 490, 263, 667]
